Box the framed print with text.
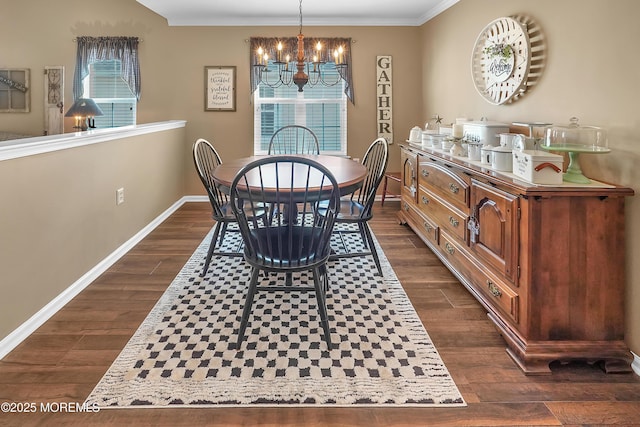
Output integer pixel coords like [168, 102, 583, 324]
[205, 66, 236, 111]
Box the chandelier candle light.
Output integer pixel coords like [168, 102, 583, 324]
[253, 0, 347, 92]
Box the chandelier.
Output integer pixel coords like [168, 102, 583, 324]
[253, 0, 347, 92]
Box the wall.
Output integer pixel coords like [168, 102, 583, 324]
[420, 0, 640, 357]
[0, 125, 186, 340]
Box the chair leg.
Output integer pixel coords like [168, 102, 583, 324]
[201, 222, 222, 277]
[363, 223, 383, 276]
[236, 267, 261, 348]
[381, 175, 388, 206]
[357, 222, 369, 250]
[218, 222, 229, 247]
[312, 267, 332, 349]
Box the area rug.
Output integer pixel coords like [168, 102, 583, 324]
[85, 223, 465, 408]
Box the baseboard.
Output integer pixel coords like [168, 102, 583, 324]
[0, 196, 205, 360]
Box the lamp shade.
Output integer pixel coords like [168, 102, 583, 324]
[64, 98, 104, 117]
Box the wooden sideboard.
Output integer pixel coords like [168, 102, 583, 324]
[397, 143, 635, 374]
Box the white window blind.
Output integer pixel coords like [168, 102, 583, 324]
[253, 62, 347, 155]
[84, 60, 136, 128]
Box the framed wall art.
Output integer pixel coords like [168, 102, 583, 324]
[0, 68, 30, 113]
[205, 66, 236, 111]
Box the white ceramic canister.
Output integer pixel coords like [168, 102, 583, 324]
[409, 126, 422, 143]
[468, 142, 482, 161]
[480, 145, 493, 165]
[513, 136, 538, 151]
[491, 146, 513, 171]
[498, 133, 525, 149]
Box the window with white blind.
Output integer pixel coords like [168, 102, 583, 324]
[83, 60, 136, 128]
[253, 62, 347, 155]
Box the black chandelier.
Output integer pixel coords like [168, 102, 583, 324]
[253, 0, 347, 92]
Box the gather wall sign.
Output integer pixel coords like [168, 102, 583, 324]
[376, 55, 393, 144]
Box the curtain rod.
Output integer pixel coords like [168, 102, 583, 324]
[72, 37, 144, 42]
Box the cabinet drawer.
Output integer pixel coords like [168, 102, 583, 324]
[418, 187, 468, 244]
[439, 231, 519, 324]
[401, 197, 439, 246]
[418, 160, 469, 211]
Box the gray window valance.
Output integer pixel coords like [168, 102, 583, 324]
[249, 36, 354, 104]
[72, 36, 141, 101]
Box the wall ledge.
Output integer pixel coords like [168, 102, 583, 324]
[0, 120, 186, 162]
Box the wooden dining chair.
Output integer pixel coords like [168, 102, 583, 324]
[192, 138, 266, 277]
[229, 156, 341, 350]
[317, 137, 389, 276]
[268, 125, 320, 155]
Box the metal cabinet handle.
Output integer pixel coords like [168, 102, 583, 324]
[423, 221, 433, 233]
[445, 242, 455, 255]
[403, 202, 410, 212]
[487, 280, 502, 298]
[421, 196, 429, 205]
[449, 183, 459, 194]
[421, 169, 430, 177]
[448, 216, 459, 227]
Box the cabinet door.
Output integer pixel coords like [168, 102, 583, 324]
[469, 180, 519, 283]
[400, 146, 418, 202]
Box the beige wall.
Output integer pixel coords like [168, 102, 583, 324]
[0, 126, 186, 338]
[420, 0, 640, 356]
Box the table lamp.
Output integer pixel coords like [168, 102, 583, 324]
[65, 98, 104, 131]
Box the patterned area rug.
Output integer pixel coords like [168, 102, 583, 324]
[85, 224, 465, 408]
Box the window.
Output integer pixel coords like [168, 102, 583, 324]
[83, 60, 136, 128]
[253, 62, 347, 156]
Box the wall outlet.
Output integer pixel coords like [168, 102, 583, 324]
[116, 187, 125, 205]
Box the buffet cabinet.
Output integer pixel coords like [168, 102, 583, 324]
[398, 143, 634, 374]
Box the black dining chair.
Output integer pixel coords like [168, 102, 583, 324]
[318, 137, 389, 276]
[230, 156, 341, 350]
[268, 125, 320, 155]
[192, 138, 266, 277]
[267, 125, 320, 224]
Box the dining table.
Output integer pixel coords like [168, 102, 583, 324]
[211, 154, 368, 200]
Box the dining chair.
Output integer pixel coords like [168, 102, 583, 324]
[230, 156, 341, 350]
[318, 137, 389, 276]
[267, 125, 320, 224]
[192, 138, 266, 277]
[268, 125, 320, 155]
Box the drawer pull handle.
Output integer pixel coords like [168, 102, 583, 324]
[445, 242, 455, 255]
[423, 221, 433, 232]
[403, 202, 410, 212]
[421, 196, 430, 205]
[448, 216, 459, 227]
[421, 169, 430, 177]
[449, 183, 460, 194]
[487, 280, 502, 298]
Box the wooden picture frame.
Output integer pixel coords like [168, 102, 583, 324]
[0, 68, 30, 113]
[205, 66, 236, 111]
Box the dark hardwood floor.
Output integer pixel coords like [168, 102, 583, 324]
[1, 201, 639, 426]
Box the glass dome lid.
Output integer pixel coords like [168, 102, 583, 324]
[541, 117, 610, 184]
[543, 117, 610, 153]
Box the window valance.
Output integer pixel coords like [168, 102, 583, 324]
[72, 36, 141, 101]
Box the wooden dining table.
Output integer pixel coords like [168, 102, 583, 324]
[211, 154, 368, 199]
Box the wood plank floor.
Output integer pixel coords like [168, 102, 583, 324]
[1, 201, 639, 426]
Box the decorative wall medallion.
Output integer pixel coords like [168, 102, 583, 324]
[472, 16, 536, 105]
